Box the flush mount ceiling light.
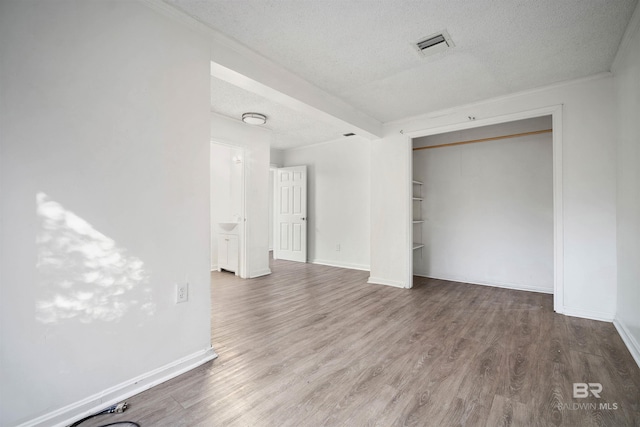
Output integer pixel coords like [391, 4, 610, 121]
[242, 112, 267, 125]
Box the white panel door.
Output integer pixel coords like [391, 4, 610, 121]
[275, 166, 307, 262]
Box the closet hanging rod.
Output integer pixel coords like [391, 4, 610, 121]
[412, 128, 552, 151]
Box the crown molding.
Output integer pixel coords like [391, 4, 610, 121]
[385, 72, 612, 128]
[612, 0, 640, 72]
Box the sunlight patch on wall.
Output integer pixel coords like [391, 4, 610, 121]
[36, 193, 154, 323]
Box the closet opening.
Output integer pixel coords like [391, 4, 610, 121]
[408, 110, 563, 312]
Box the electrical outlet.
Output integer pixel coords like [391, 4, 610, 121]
[176, 283, 188, 303]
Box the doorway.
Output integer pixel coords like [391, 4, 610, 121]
[210, 141, 246, 278]
[406, 105, 564, 312]
[273, 165, 308, 263]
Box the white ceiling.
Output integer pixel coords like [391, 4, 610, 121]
[210, 77, 348, 150]
[167, 0, 637, 148]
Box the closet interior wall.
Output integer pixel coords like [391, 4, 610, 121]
[412, 116, 554, 293]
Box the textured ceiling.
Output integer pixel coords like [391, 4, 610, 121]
[211, 77, 348, 150]
[168, 0, 637, 145]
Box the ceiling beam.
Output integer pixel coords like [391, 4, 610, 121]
[209, 38, 383, 139]
[141, 0, 383, 140]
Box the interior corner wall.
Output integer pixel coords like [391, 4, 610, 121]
[372, 75, 618, 319]
[282, 138, 371, 271]
[0, 1, 212, 426]
[613, 6, 640, 364]
[211, 114, 271, 278]
[412, 117, 554, 293]
[270, 148, 284, 167]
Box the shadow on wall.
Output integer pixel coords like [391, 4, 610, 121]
[35, 192, 154, 324]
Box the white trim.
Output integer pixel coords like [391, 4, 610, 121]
[613, 318, 640, 369]
[405, 135, 414, 289]
[368, 276, 406, 289]
[405, 104, 563, 312]
[413, 273, 553, 294]
[311, 259, 370, 272]
[403, 105, 562, 139]
[562, 307, 614, 322]
[269, 168, 276, 252]
[388, 72, 610, 128]
[282, 135, 365, 152]
[140, 0, 223, 37]
[551, 107, 564, 314]
[249, 268, 272, 278]
[612, 1, 640, 72]
[19, 348, 217, 427]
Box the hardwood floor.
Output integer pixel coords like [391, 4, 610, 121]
[82, 258, 640, 426]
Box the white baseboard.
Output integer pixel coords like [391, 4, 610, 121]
[20, 347, 218, 427]
[562, 307, 614, 322]
[368, 276, 407, 289]
[613, 317, 640, 369]
[249, 268, 272, 278]
[413, 272, 554, 295]
[311, 258, 370, 272]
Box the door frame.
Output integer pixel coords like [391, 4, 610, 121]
[210, 140, 248, 278]
[274, 165, 308, 263]
[404, 105, 564, 313]
[269, 164, 279, 253]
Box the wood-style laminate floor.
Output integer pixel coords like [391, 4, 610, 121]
[82, 258, 640, 427]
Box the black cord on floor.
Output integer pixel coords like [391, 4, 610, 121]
[67, 402, 140, 427]
[69, 409, 110, 427]
[96, 423, 140, 427]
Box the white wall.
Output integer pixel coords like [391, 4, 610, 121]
[269, 150, 283, 252]
[369, 136, 411, 288]
[211, 114, 271, 278]
[371, 74, 618, 320]
[269, 168, 275, 250]
[210, 144, 244, 269]
[412, 117, 554, 293]
[283, 138, 371, 270]
[613, 5, 640, 365]
[270, 148, 284, 167]
[0, 1, 213, 426]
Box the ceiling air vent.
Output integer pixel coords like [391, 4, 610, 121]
[414, 30, 454, 57]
